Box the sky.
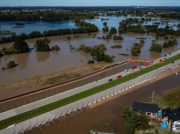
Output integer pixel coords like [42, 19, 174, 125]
[0, 0, 180, 7]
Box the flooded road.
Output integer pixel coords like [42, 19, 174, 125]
[35, 70, 180, 134]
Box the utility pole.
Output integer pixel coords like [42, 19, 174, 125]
[152, 91, 155, 102]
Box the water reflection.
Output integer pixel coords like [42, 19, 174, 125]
[36, 52, 50, 62]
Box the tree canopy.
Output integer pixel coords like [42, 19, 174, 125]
[13, 37, 29, 53]
[34, 38, 51, 52]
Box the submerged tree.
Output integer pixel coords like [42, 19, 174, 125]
[13, 37, 29, 53]
[34, 38, 51, 52]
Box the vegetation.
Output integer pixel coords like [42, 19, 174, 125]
[7, 60, 17, 68]
[140, 39, 145, 44]
[0, 52, 179, 129]
[0, 10, 97, 21]
[162, 39, 178, 48]
[122, 107, 151, 134]
[13, 37, 29, 53]
[51, 45, 60, 51]
[102, 22, 109, 32]
[153, 87, 180, 109]
[118, 53, 129, 56]
[102, 26, 109, 32]
[111, 45, 122, 48]
[78, 44, 113, 63]
[88, 60, 95, 64]
[0, 38, 29, 55]
[113, 35, 123, 40]
[0, 30, 15, 35]
[0, 21, 98, 44]
[149, 43, 162, 53]
[34, 38, 51, 52]
[109, 27, 117, 35]
[131, 43, 142, 56]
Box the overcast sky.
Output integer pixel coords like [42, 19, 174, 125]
[0, 0, 180, 7]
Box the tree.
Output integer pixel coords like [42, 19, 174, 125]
[34, 38, 51, 52]
[109, 27, 117, 35]
[91, 44, 107, 61]
[13, 37, 29, 53]
[140, 39, 145, 44]
[103, 22, 107, 26]
[104, 55, 113, 63]
[149, 43, 162, 53]
[7, 60, 16, 68]
[51, 45, 60, 51]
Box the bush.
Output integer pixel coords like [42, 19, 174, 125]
[113, 36, 123, 40]
[104, 55, 113, 63]
[111, 45, 122, 48]
[7, 60, 16, 68]
[88, 60, 95, 64]
[149, 43, 162, 53]
[51, 45, 60, 51]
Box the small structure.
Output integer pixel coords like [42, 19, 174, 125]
[132, 102, 158, 117]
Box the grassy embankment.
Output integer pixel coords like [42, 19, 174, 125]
[0, 53, 179, 130]
[153, 87, 180, 109]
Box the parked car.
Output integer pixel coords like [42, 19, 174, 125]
[108, 79, 113, 81]
[117, 75, 122, 78]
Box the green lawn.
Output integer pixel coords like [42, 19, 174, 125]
[0, 53, 179, 130]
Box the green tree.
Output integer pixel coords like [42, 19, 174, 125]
[51, 45, 60, 51]
[13, 37, 29, 53]
[7, 60, 16, 68]
[140, 39, 145, 44]
[109, 27, 117, 35]
[104, 55, 113, 63]
[34, 38, 51, 52]
[149, 43, 162, 53]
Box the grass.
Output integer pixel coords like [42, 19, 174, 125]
[0, 53, 179, 130]
[152, 87, 180, 109]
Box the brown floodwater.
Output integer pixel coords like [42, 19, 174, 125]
[0, 33, 180, 84]
[34, 71, 180, 134]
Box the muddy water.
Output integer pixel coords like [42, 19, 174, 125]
[0, 33, 179, 84]
[35, 71, 180, 134]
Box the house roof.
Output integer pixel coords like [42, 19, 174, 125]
[132, 101, 158, 113]
[162, 107, 171, 118]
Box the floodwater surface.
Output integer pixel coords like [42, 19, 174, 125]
[0, 16, 180, 84]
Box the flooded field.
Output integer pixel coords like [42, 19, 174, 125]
[0, 16, 180, 84]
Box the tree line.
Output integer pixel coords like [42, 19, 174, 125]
[0, 10, 97, 21]
[0, 21, 99, 44]
[0, 37, 60, 56]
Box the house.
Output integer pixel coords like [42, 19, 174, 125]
[132, 102, 158, 117]
[161, 107, 180, 132]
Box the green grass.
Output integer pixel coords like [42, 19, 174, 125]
[0, 53, 179, 130]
